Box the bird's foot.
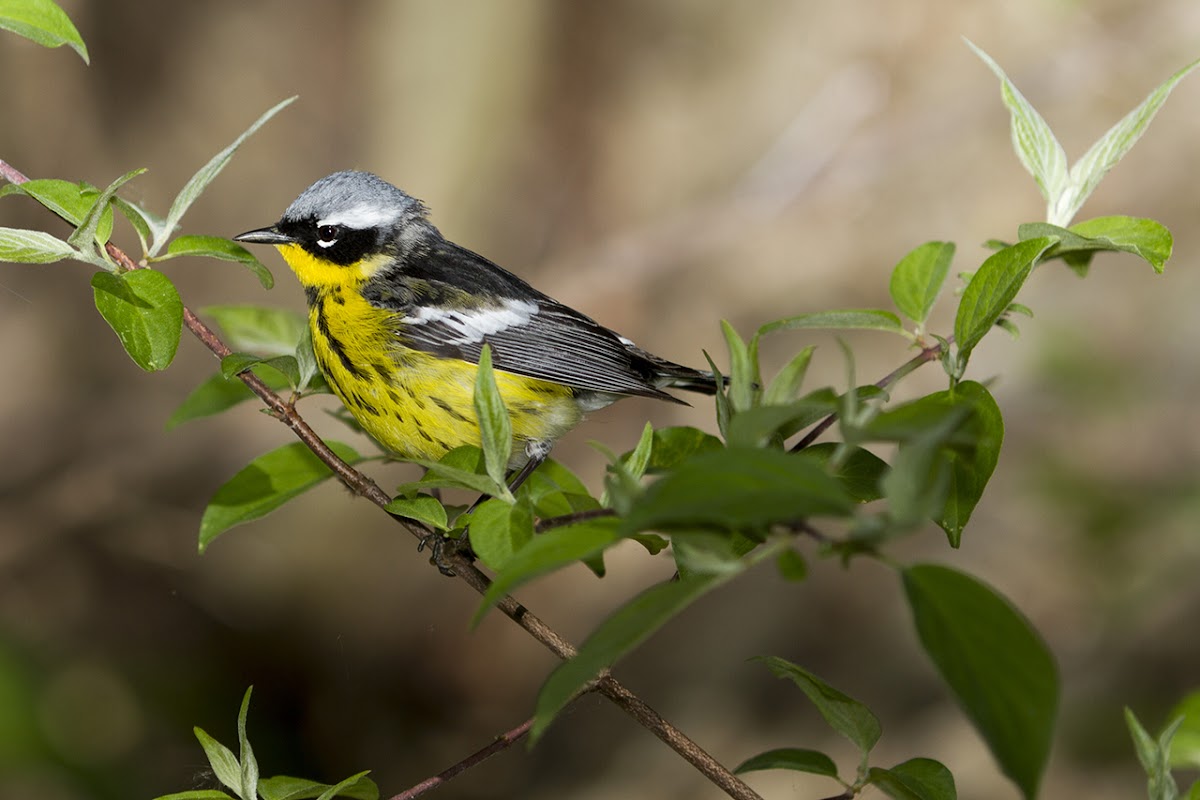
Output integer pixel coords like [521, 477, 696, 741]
[417, 530, 475, 577]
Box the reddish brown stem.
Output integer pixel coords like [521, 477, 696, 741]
[790, 340, 945, 452]
[387, 718, 533, 800]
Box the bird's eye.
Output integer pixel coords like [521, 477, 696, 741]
[316, 224, 341, 246]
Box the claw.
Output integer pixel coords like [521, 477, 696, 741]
[418, 530, 474, 576]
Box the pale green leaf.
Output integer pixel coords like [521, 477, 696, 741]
[154, 234, 274, 289]
[193, 727, 241, 796]
[967, 40, 1068, 220]
[155, 97, 296, 255]
[0, 0, 88, 62]
[0, 226, 75, 263]
[203, 305, 306, 355]
[473, 344, 514, 499]
[1059, 58, 1200, 226]
[236, 688, 258, 800]
[384, 494, 448, 531]
[721, 320, 756, 412]
[68, 168, 146, 255]
[758, 308, 906, 337]
[889, 241, 956, 326]
[0, 179, 114, 244]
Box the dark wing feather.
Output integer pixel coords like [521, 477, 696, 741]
[362, 237, 693, 401]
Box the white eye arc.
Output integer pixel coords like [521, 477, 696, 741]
[316, 224, 340, 248]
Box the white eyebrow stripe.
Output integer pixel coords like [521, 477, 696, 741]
[407, 299, 539, 345]
[317, 204, 403, 230]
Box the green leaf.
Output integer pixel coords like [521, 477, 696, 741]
[762, 345, 815, 406]
[403, 447, 506, 497]
[68, 169, 146, 257]
[203, 305, 307, 355]
[199, 441, 363, 552]
[647, 426, 724, 471]
[259, 773, 378, 800]
[726, 391, 848, 449]
[385, 494, 448, 531]
[0, 226, 76, 263]
[1126, 708, 1183, 800]
[474, 344, 514, 499]
[1, 178, 114, 244]
[221, 352, 281, 380]
[623, 448, 854, 535]
[621, 422, 656, 481]
[1069, 216, 1172, 274]
[734, 747, 838, 777]
[236, 688, 258, 800]
[758, 308, 906, 337]
[521, 458, 599, 518]
[938, 382, 1003, 546]
[533, 569, 745, 742]
[967, 41, 1068, 221]
[155, 97, 297, 256]
[313, 772, 377, 800]
[805, 443, 888, 503]
[1020, 218, 1173, 275]
[167, 369, 291, 430]
[295, 324, 321, 392]
[91, 269, 184, 371]
[672, 530, 759, 577]
[154, 235, 274, 289]
[1060, 58, 1200, 226]
[704, 354, 732, 439]
[1168, 691, 1200, 770]
[890, 241, 956, 326]
[259, 773, 377, 800]
[466, 496, 533, 571]
[721, 320, 757, 412]
[775, 548, 808, 582]
[112, 196, 159, 255]
[0, 0, 88, 62]
[954, 237, 1054, 362]
[755, 655, 881, 754]
[152, 792, 235, 800]
[903, 564, 1058, 799]
[868, 758, 957, 800]
[193, 726, 241, 796]
[472, 515, 622, 625]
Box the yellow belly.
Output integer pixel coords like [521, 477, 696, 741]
[308, 287, 581, 464]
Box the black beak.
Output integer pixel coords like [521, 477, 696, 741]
[233, 226, 295, 245]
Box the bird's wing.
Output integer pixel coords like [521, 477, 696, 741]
[361, 240, 682, 401]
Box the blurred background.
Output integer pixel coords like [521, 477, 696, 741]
[2, 1, 1199, 798]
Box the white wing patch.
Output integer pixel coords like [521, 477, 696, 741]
[318, 203, 403, 231]
[407, 298, 539, 345]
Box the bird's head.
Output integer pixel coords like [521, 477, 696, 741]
[235, 170, 431, 289]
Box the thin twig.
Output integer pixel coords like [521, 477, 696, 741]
[790, 341, 945, 452]
[534, 507, 616, 533]
[387, 718, 533, 800]
[1, 159, 762, 800]
[596, 677, 764, 800]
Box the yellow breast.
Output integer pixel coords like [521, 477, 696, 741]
[283, 245, 582, 464]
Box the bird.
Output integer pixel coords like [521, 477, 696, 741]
[234, 170, 717, 493]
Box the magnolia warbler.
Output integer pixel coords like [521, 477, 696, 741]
[235, 170, 716, 490]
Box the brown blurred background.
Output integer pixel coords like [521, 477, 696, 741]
[2, 2, 1199, 798]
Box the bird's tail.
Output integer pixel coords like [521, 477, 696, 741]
[657, 364, 720, 396]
